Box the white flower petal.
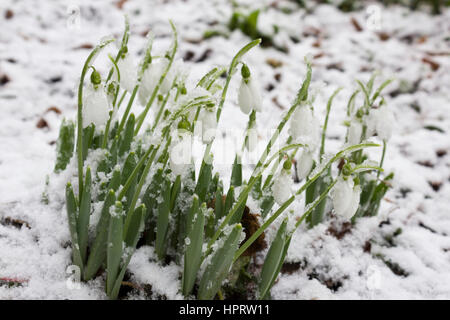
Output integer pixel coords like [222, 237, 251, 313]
[82, 85, 110, 129]
[296, 150, 314, 180]
[238, 80, 253, 114]
[348, 120, 363, 145]
[272, 170, 293, 206]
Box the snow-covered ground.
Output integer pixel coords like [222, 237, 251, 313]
[0, 0, 449, 299]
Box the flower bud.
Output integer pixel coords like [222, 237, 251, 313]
[241, 64, 251, 80]
[283, 159, 292, 171]
[90, 69, 101, 86]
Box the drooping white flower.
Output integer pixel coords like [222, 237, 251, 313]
[238, 78, 262, 114]
[331, 177, 361, 220]
[199, 109, 217, 144]
[272, 170, 293, 206]
[82, 84, 110, 129]
[347, 120, 363, 145]
[169, 131, 192, 177]
[289, 103, 321, 150]
[296, 150, 314, 180]
[365, 106, 394, 141]
[138, 59, 167, 106]
[160, 59, 185, 94]
[116, 53, 137, 93]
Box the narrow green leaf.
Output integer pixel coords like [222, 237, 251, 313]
[230, 155, 242, 187]
[182, 201, 204, 297]
[82, 124, 95, 161]
[170, 175, 181, 212]
[119, 113, 135, 157]
[155, 177, 171, 260]
[78, 167, 92, 264]
[84, 189, 116, 281]
[109, 205, 145, 300]
[54, 118, 75, 172]
[214, 188, 224, 222]
[198, 223, 243, 300]
[107, 201, 123, 296]
[65, 183, 83, 274]
[195, 160, 212, 203]
[259, 218, 288, 299]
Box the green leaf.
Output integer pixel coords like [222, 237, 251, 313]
[65, 183, 83, 274]
[223, 186, 235, 218]
[124, 204, 145, 248]
[155, 177, 171, 260]
[121, 152, 138, 211]
[107, 201, 124, 296]
[54, 118, 75, 172]
[259, 218, 288, 299]
[198, 224, 243, 300]
[214, 188, 224, 222]
[260, 194, 274, 218]
[84, 189, 116, 281]
[119, 113, 135, 157]
[195, 160, 212, 203]
[78, 167, 92, 264]
[182, 200, 204, 297]
[82, 124, 95, 161]
[230, 155, 242, 187]
[170, 175, 181, 212]
[109, 204, 145, 300]
[142, 167, 164, 222]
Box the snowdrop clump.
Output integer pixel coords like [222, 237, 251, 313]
[51, 18, 393, 301]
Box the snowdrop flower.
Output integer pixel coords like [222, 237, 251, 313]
[116, 52, 137, 92]
[289, 103, 321, 150]
[272, 161, 293, 206]
[238, 64, 262, 114]
[138, 59, 168, 106]
[296, 150, 314, 180]
[199, 109, 217, 144]
[161, 59, 185, 94]
[169, 128, 193, 177]
[82, 71, 110, 129]
[347, 119, 363, 145]
[365, 106, 394, 141]
[331, 176, 361, 220]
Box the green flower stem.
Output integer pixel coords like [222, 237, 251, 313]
[106, 16, 129, 83]
[117, 85, 139, 137]
[76, 39, 114, 199]
[134, 21, 178, 136]
[377, 140, 387, 179]
[241, 110, 256, 152]
[151, 79, 177, 131]
[263, 136, 292, 189]
[320, 87, 342, 158]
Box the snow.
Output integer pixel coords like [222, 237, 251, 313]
[0, 0, 449, 299]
